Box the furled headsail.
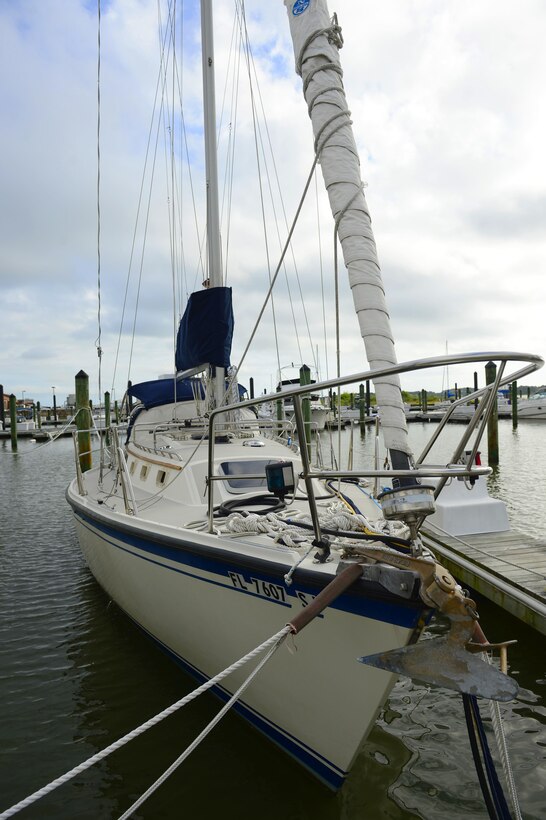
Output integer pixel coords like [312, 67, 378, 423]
[284, 0, 411, 460]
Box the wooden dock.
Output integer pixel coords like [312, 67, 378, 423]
[422, 524, 546, 636]
[0, 427, 74, 441]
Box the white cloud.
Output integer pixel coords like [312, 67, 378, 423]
[1, 0, 545, 407]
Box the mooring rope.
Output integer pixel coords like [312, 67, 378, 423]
[3, 409, 87, 456]
[0, 626, 291, 819]
[117, 626, 289, 819]
[487, 662, 523, 820]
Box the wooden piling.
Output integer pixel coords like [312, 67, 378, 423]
[104, 391, 111, 427]
[0, 383, 5, 431]
[114, 400, 120, 424]
[485, 361, 499, 466]
[75, 371, 92, 472]
[473, 371, 478, 410]
[104, 391, 111, 445]
[276, 385, 283, 423]
[249, 377, 254, 400]
[511, 381, 518, 428]
[36, 401, 42, 429]
[9, 394, 17, 451]
[365, 380, 371, 417]
[359, 383, 365, 431]
[299, 364, 312, 458]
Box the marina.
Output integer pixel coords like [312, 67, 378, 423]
[2, 0, 546, 818]
[1, 426, 545, 819]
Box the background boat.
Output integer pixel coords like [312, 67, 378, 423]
[518, 390, 546, 420]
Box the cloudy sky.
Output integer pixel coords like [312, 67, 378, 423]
[2, 0, 546, 408]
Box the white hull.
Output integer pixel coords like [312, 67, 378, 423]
[67, 463, 424, 789]
[517, 399, 546, 420]
[5, 419, 36, 431]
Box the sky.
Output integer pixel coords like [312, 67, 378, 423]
[1, 0, 546, 409]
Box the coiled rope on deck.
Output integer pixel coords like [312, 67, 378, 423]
[0, 626, 291, 819]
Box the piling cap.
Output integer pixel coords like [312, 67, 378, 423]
[76, 370, 89, 379]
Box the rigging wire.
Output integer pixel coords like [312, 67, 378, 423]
[218, 13, 241, 280]
[96, 0, 102, 404]
[233, 156, 318, 377]
[315, 168, 329, 383]
[110, 10, 174, 394]
[238, 1, 283, 379]
[237, 2, 320, 372]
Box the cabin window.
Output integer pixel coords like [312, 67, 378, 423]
[219, 459, 277, 493]
[129, 460, 136, 475]
[157, 470, 167, 486]
[140, 465, 149, 480]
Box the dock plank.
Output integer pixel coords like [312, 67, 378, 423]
[422, 525, 546, 636]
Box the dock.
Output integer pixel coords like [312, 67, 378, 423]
[0, 427, 74, 441]
[422, 524, 546, 636]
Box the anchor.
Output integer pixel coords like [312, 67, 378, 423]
[352, 547, 519, 701]
[350, 481, 519, 701]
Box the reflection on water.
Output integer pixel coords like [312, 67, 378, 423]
[0, 430, 545, 819]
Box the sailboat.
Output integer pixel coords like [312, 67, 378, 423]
[66, 0, 540, 792]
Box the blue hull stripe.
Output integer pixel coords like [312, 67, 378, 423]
[70, 504, 425, 629]
[69, 503, 428, 789]
[119, 604, 347, 790]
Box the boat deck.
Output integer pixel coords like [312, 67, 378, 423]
[422, 524, 546, 636]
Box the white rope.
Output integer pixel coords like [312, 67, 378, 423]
[217, 500, 409, 548]
[486, 658, 524, 820]
[117, 626, 290, 819]
[0, 626, 291, 819]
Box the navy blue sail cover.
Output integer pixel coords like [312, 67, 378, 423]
[127, 377, 204, 409]
[175, 286, 234, 372]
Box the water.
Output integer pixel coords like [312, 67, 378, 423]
[0, 424, 545, 819]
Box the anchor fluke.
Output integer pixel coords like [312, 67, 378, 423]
[358, 637, 519, 702]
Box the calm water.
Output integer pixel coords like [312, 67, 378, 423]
[0, 423, 545, 819]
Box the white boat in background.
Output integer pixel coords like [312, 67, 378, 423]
[277, 371, 330, 431]
[518, 390, 546, 420]
[66, 0, 540, 797]
[447, 392, 512, 420]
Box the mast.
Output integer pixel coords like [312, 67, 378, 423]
[284, 0, 413, 471]
[200, 0, 222, 287]
[200, 0, 224, 406]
